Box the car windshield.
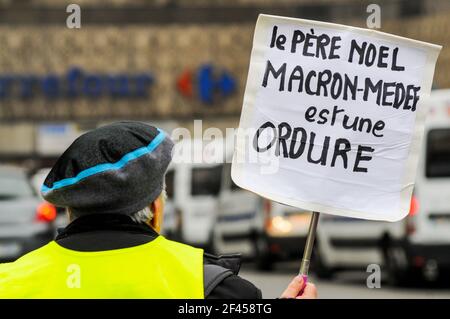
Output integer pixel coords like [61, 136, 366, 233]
[426, 129, 450, 178]
[191, 165, 222, 196]
[0, 174, 34, 199]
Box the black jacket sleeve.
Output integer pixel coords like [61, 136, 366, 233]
[206, 274, 263, 299]
[203, 252, 262, 299]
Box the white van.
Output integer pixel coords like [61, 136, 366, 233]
[163, 139, 223, 251]
[213, 163, 263, 257]
[315, 89, 450, 284]
[214, 150, 311, 269]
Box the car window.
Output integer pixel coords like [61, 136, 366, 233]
[0, 174, 34, 199]
[426, 129, 450, 178]
[191, 165, 222, 196]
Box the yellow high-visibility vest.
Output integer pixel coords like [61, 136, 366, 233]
[0, 236, 204, 298]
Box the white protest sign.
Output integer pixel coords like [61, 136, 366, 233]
[232, 14, 441, 222]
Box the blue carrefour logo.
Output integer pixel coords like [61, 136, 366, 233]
[177, 64, 236, 104]
[0, 67, 154, 99]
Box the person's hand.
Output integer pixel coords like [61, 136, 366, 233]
[280, 275, 317, 299]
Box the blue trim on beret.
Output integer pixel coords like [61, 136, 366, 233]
[41, 128, 166, 194]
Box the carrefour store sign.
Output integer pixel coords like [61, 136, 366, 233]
[0, 67, 154, 99]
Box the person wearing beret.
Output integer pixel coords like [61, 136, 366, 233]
[0, 121, 317, 299]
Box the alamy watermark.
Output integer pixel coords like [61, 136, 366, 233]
[66, 4, 81, 29]
[366, 263, 381, 289]
[167, 120, 281, 175]
[66, 264, 81, 288]
[366, 4, 381, 29]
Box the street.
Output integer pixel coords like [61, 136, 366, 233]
[240, 262, 450, 299]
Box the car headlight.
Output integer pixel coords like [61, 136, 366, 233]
[268, 216, 293, 234]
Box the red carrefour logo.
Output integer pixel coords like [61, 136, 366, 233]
[176, 64, 236, 104]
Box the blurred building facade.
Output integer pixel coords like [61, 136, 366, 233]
[0, 0, 449, 168]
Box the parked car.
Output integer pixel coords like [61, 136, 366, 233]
[30, 167, 69, 230]
[0, 166, 58, 262]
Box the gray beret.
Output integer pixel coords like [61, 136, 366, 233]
[41, 121, 174, 216]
